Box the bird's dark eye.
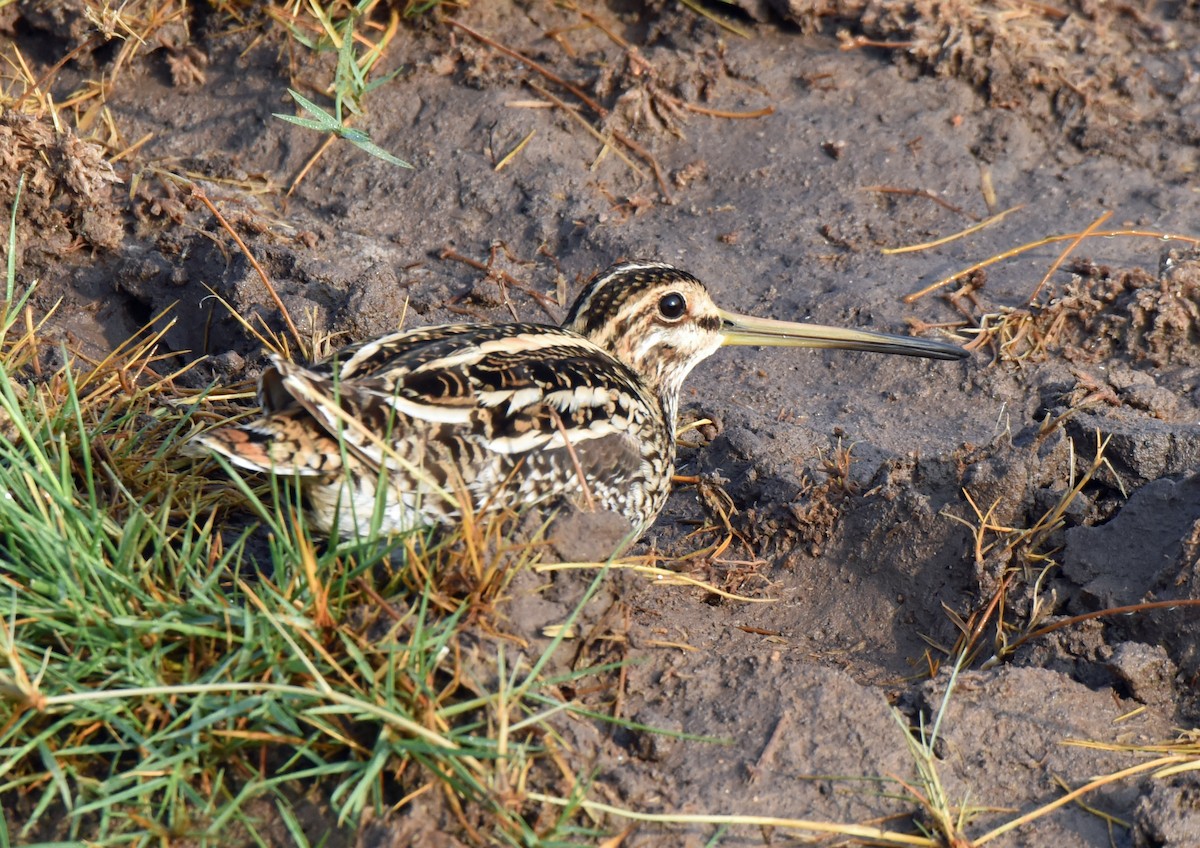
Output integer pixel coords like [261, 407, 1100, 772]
[658, 292, 687, 320]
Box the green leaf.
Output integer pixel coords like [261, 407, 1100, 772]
[286, 88, 337, 122]
[273, 112, 337, 132]
[347, 136, 413, 169]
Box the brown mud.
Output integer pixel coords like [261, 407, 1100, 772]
[4, 1, 1200, 845]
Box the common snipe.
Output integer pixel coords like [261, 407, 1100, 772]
[200, 261, 966, 540]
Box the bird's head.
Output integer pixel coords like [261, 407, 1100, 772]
[564, 261, 966, 414]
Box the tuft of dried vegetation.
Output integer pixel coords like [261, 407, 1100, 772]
[1077, 252, 1200, 368]
[894, 203, 1200, 373]
[940, 430, 1114, 664]
[785, 438, 858, 557]
[945, 252, 1200, 368]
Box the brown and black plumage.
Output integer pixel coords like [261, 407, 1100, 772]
[199, 261, 966, 540]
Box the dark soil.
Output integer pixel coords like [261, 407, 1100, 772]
[5, 1, 1200, 845]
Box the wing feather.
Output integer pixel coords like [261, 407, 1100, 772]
[247, 322, 662, 505]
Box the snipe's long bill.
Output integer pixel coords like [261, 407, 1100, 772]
[199, 261, 967, 541]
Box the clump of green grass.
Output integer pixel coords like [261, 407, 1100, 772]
[0, 359, 604, 842]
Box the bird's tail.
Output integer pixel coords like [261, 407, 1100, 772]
[194, 412, 342, 477]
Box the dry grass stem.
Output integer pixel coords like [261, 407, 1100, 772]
[903, 227, 1200, 303]
[526, 792, 940, 846]
[526, 80, 646, 179]
[494, 129, 536, 171]
[181, 178, 306, 355]
[533, 560, 775, 603]
[943, 431, 1118, 666]
[883, 204, 1024, 255]
[1027, 209, 1113, 304]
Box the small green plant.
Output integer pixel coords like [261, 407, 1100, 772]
[890, 653, 982, 845]
[273, 3, 412, 169]
[276, 87, 411, 168]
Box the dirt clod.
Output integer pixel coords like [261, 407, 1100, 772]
[2, 111, 122, 253]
